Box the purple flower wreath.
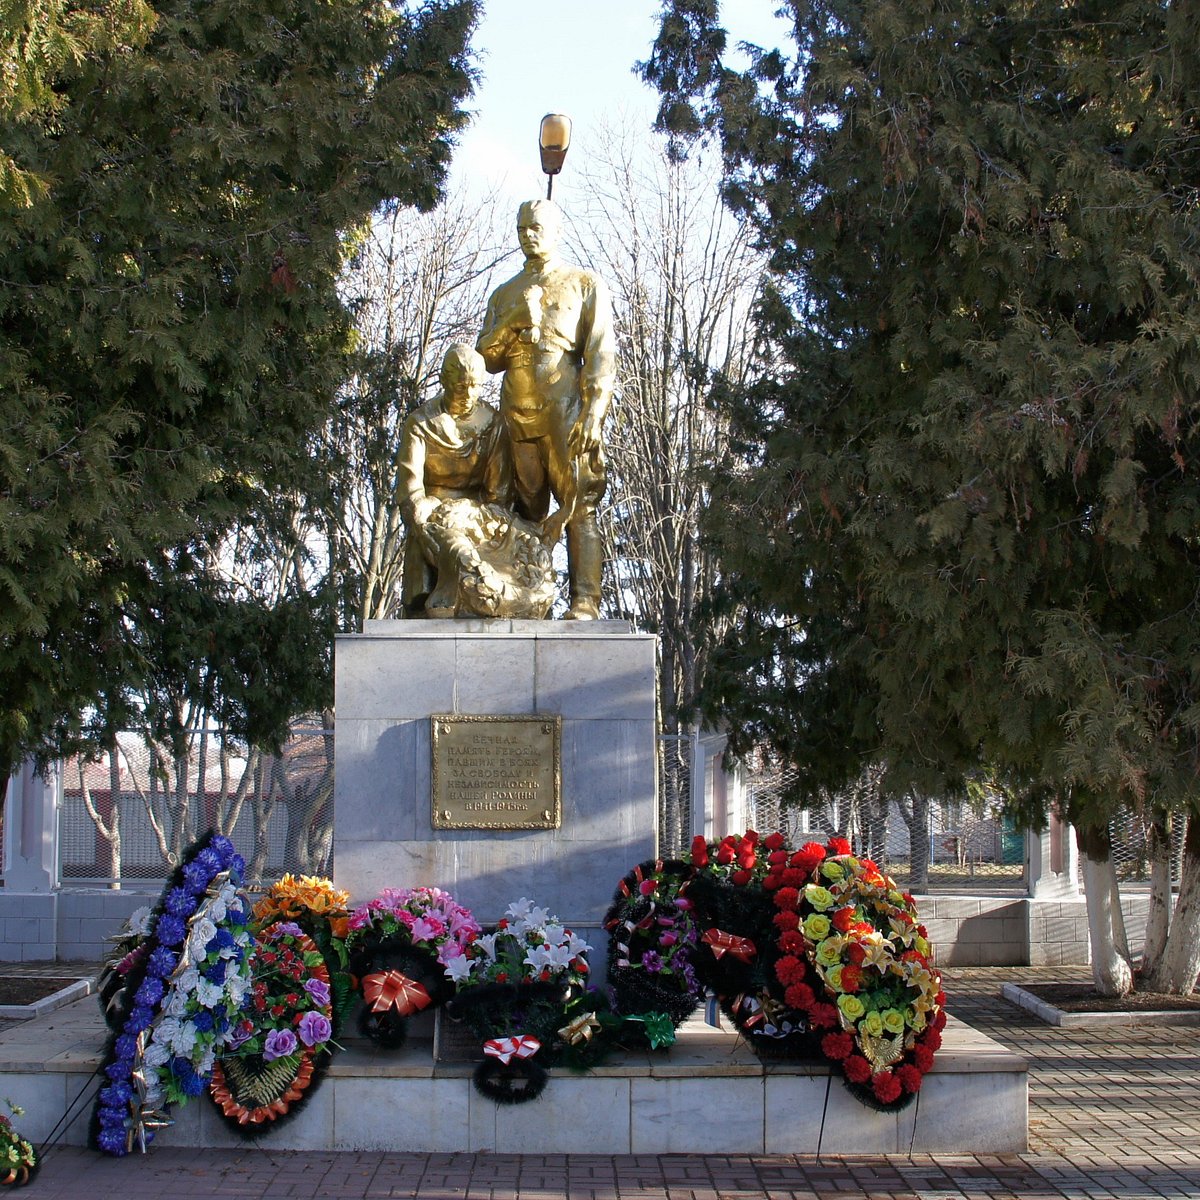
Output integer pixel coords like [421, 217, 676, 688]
[92, 832, 251, 1156]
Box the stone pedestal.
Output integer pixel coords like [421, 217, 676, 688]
[333, 619, 658, 938]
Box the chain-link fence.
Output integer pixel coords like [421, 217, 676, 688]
[745, 761, 1026, 893]
[58, 727, 333, 888]
[658, 733, 692, 858]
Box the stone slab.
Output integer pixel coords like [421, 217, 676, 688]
[0, 1000, 1027, 1154]
[333, 624, 658, 928]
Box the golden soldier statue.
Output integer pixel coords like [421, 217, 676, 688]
[477, 199, 616, 620]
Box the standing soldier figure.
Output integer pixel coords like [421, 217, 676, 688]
[477, 199, 616, 620]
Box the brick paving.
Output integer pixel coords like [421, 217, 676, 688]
[14, 965, 1200, 1199]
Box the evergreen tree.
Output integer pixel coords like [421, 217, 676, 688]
[0, 0, 479, 783]
[642, 1, 1200, 991]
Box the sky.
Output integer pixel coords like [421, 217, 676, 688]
[448, 1, 792, 210]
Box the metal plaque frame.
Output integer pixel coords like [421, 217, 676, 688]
[430, 714, 562, 831]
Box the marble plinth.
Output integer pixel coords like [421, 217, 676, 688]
[0, 999, 1028, 1154]
[333, 620, 659, 935]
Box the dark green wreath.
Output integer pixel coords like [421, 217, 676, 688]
[603, 858, 700, 1029]
[348, 938, 453, 1050]
[688, 868, 819, 1057]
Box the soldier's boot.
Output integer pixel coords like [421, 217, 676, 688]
[564, 517, 603, 620]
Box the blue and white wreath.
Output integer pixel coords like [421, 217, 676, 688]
[93, 832, 253, 1155]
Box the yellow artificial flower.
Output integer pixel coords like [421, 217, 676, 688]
[881, 1007, 906, 1034]
[820, 860, 846, 882]
[803, 912, 832, 941]
[804, 884, 835, 911]
[815, 936, 844, 967]
[837, 993, 866, 1022]
[825, 964, 845, 992]
[861, 1010, 884, 1037]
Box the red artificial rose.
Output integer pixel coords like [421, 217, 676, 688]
[843, 1054, 872, 1084]
[497, 919, 508, 929]
[286, 993, 300, 1007]
[495, 972, 508, 983]
[821, 1031, 854, 1061]
[743, 830, 760, 846]
[774, 955, 806, 986]
[785, 982, 816, 1010]
[840, 964, 862, 993]
[832, 907, 855, 933]
[764, 831, 786, 851]
[789, 843, 826, 877]
[872, 1070, 902, 1104]
[737, 850, 757, 870]
[779, 930, 805, 954]
[270, 1004, 285, 1018]
[827, 837, 851, 855]
[716, 843, 736, 865]
[773, 910, 800, 931]
[896, 1064, 923, 1093]
[731, 869, 752, 887]
[639, 878, 657, 896]
[762, 873, 782, 891]
[539, 969, 551, 982]
[912, 1044, 935, 1073]
[253, 995, 267, 1012]
[774, 887, 800, 911]
[809, 1003, 838, 1029]
[574, 958, 590, 974]
[861, 858, 878, 871]
[767, 850, 788, 866]
[690, 835, 709, 866]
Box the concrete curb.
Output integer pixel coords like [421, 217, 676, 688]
[0, 976, 92, 1020]
[1001, 981, 1200, 1027]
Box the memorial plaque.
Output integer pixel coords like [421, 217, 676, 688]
[430, 714, 561, 830]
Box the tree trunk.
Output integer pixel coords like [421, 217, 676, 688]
[1077, 823, 1133, 996]
[1144, 811, 1200, 994]
[1140, 809, 1172, 978]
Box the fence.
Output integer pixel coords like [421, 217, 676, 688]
[53, 727, 1182, 894]
[58, 727, 333, 888]
[745, 761, 1025, 893]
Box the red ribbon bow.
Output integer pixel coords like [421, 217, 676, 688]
[702, 928, 757, 962]
[362, 970, 432, 1015]
[482, 1035, 541, 1065]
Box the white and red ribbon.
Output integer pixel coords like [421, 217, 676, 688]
[482, 1035, 542, 1065]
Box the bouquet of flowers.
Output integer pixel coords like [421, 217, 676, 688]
[0, 1100, 36, 1187]
[92, 832, 253, 1156]
[345, 886, 479, 1048]
[604, 858, 700, 1032]
[251, 874, 353, 1032]
[445, 897, 590, 1104]
[209, 921, 337, 1134]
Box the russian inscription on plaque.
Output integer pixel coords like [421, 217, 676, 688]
[431, 714, 561, 830]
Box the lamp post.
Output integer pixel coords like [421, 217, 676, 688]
[538, 113, 572, 200]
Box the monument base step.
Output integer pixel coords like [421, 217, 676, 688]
[1, 999, 1025, 1154]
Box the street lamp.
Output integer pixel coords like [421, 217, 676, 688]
[538, 113, 572, 200]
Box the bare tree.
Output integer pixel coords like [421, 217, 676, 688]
[568, 128, 767, 850]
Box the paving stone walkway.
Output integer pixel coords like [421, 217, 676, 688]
[17, 965, 1200, 1199]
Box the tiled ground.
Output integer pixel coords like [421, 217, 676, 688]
[17, 965, 1200, 1199]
